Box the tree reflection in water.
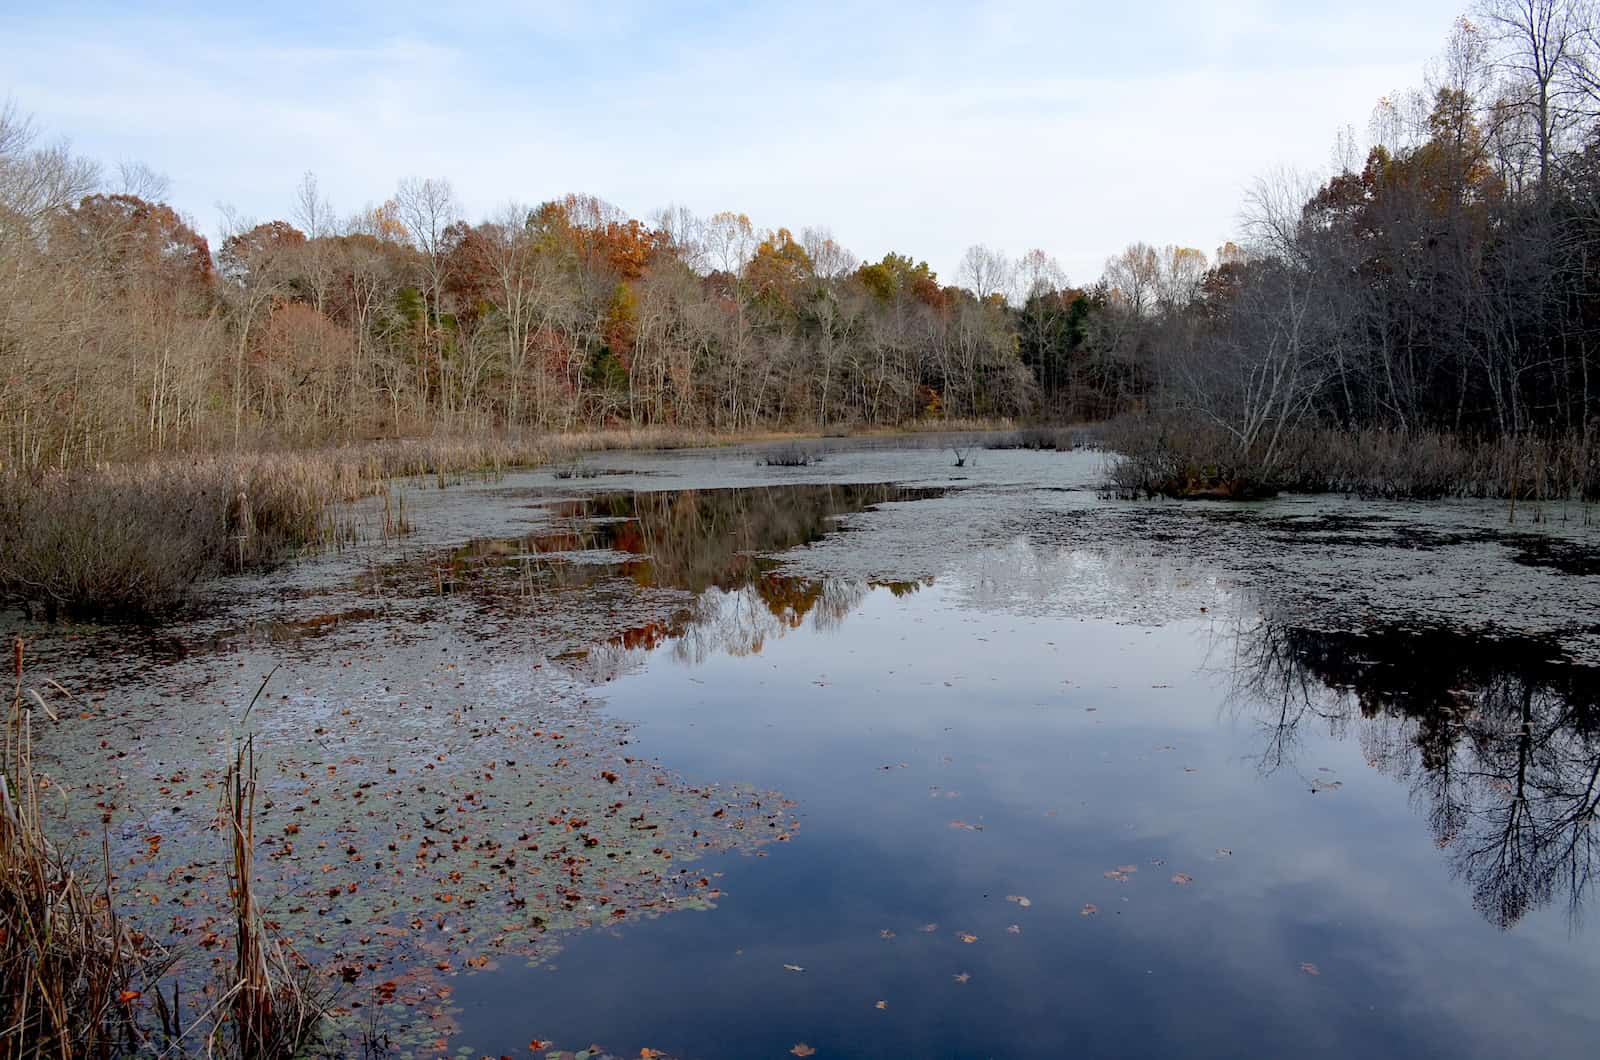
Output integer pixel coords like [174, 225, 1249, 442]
[494, 484, 936, 676]
[1228, 615, 1600, 929]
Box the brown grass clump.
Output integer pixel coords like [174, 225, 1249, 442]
[0, 454, 380, 620]
[1103, 415, 1600, 502]
[1, 639, 166, 1058]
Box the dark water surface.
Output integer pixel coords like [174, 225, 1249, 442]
[446, 489, 1600, 1058]
[15, 447, 1599, 1060]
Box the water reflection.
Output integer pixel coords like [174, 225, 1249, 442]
[1228, 615, 1600, 929]
[454, 483, 944, 594]
[581, 574, 931, 679]
[436, 482, 1600, 936]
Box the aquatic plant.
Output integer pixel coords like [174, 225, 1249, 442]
[1, 639, 167, 1057]
[214, 735, 327, 1058]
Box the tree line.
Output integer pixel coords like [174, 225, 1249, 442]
[1127, 1, 1600, 483]
[7, 1, 1595, 484]
[2, 101, 1211, 471]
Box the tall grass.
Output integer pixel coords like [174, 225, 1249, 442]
[1103, 415, 1600, 502]
[1, 639, 166, 1058]
[3, 639, 327, 1057]
[0, 421, 1065, 622]
[0, 455, 380, 620]
[211, 736, 324, 1059]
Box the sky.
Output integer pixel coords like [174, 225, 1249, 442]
[2, 0, 1469, 285]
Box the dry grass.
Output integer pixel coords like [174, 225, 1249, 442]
[3, 640, 328, 1057]
[2, 638, 168, 1058]
[0, 455, 381, 620]
[0, 421, 1057, 622]
[1103, 415, 1600, 502]
[984, 426, 1097, 451]
[206, 735, 325, 1059]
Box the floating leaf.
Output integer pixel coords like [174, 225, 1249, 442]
[957, 932, 977, 944]
[791, 1045, 816, 1057]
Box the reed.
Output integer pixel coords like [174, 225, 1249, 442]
[1103, 415, 1600, 502]
[1, 638, 165, 1058]
[212, 735, 324, 1059]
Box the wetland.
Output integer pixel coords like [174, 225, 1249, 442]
[10, 437, 1600, 1059]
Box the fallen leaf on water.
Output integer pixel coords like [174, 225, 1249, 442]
[1171, 873, 1194, 885]
[957, 932, 978, 944]
[1300, 962, 1320, 976]
[791, 1045, 816, 1057]
[1006, 924, 1021, 934]
[953, 972, 971, 984]
[117, 990, 141, 1004]
[784, 963, 804, 972]
[640, 1050, 665, 1059]
[1080, 904, 1098, 916]
[1005, 894, 1031, 907]
[875, 1000, 887, 1010]
[528, 1040, 550, 1051]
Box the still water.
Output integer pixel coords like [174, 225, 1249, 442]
[444, 480, 1600, 1059]
[15, 445, 1599, 1059]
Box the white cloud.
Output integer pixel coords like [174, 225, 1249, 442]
[1, 0, 1465, 283]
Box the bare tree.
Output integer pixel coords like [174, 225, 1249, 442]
[1475, 0, 1595, 190]
[394, 176, 458, 413]
[958, 243, 1012, 303]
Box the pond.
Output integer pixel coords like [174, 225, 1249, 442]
[10, 440, 1600, 1059]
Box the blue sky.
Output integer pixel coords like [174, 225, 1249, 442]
[3, 0, 1467, 283]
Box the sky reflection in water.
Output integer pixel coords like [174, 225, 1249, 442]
[452, 489, 1600, 1059]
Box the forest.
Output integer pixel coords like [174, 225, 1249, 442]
[5, 4, 1598, 499]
